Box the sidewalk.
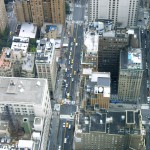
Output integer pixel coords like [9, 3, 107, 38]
[49, 111, 60, 150]
[54, 69, 64, 100]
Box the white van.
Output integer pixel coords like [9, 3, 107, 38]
[69, 124, 71, 129]
[64, 138, 67, 143]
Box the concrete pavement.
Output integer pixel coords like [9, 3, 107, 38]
[48, 111, 60, 150]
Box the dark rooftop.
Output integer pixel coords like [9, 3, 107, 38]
[78, 109, 141, 135]
[90, 113, 106, 132]
[97, 77, 110, 86]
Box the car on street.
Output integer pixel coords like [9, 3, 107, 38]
[70, 74, 72, 77]
[72, 78, 74, 81]
[71, 59, 74, 63]
[66, 122, 69, 128]
[74, 71, 76, 75]
[63, 123, 65, 128]
[70, 52, 72, 55]
[70, 47, 72, 51]
[64, 138, 67, 143]
[75, 43, 78, 46]
[69, 124, 71, 129]
[71, 65, 73, 68]
[66, 84, 68, 87]
[69, 56, 71, 59]
[67, 93, 70, 99]
[71, 42, 73, 46]
[58, 145, 61, 150]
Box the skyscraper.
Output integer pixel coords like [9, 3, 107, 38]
[98, 25, 129, 94]
[88, 0, 139, 27]
[0, 0, 7, 33]
[118, 48, 143, 102]
[14, 0, 65, 27]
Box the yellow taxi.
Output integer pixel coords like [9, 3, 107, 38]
[66, 122, 69, 128]
[71, 59, 74, 64]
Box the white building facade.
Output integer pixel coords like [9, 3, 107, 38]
[88, 0, 140, 27]
[0, 77, 51, 117]
[0, 77, 52, 150]
[35, 38, 57, 94]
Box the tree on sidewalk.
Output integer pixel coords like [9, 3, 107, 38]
[65, 2, 71, 14]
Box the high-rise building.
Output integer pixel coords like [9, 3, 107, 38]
[43, 0, 52, 22]
[118, 48, 143, 102]
[88, 0, 139, 27]
[73, 109, 146, 150]
[35, 38, 57, 95]
[0, 0, 7, 33]
[14, 0, 33, 23]
[0, 77, 52, 150]
[50, 0, 65, 25]
[30, 0, 44, 27]
[97, 20, 129, 94]
[14, 0, 65, 27]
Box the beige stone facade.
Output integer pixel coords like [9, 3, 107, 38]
[74, 110, 146, 150]
[50, 0, 65, 25]
[118, 49, 143, 102]
[14, 0, 65, 27]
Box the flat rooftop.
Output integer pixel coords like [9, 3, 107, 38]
[0, 77, 47, 104]
[35, 38, 55, 64]
[77, 109, 141, 135]
[84, 31, 99, 54]
[85, 72, 110, 97]
[19, 23, 37, 39]
[0, 48, 12, 69]
[41, 23, 63, 38]
[22, 53, 35, 72]
[11, 36, 29, 52]
[120, 48, 143, 70]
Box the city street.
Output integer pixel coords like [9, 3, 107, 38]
[58, 0, 86, 150]
[140, 29, 147, 103]
[63, 0, 85, 102]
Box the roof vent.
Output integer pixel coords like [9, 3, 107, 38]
[121, 115, 125, 120]
[37, 81, 41, 86]
[10, 80, 15, 86]
[100, 120, 103, 124]
[20, 88, 24, 92]
[99, 87, 103, 93]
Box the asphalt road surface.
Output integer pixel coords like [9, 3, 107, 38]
[64, 0, 85, 102]
[140, 29, 148, 104]
[60, 0, 85, 150]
